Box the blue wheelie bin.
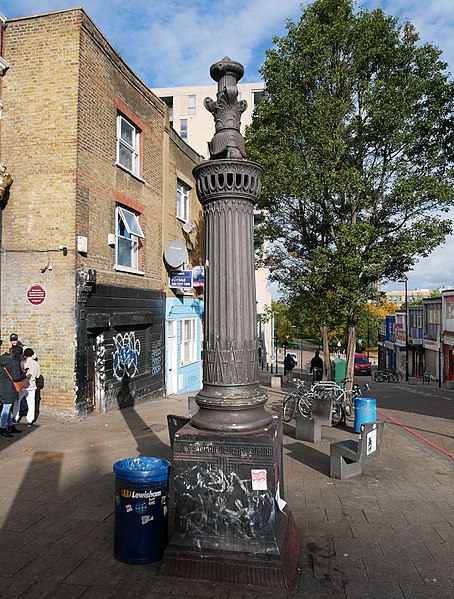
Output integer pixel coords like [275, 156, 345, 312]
[113, 456, 171, 564]
[354, 397, 377, 433]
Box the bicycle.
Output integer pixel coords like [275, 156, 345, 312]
[340, 380, 370, 424]
[371, 369, 401, 383]
[282, 379, 315, 422]
[283, 379, 345, 426]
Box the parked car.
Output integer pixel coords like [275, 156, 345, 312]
[354, 353, 371, 376]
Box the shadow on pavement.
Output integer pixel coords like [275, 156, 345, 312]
[0, 382, 173, 595]
[284, 441, 330, 477]
[117, 374, 172, 460]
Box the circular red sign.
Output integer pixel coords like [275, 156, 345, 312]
[26, 284, 46, 305]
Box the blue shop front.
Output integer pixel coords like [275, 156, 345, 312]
[165, 297, 204, 395]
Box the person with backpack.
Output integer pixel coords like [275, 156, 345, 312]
[0, 348, 26, 437]
[283, 353, 296, 383]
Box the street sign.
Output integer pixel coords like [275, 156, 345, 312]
[192, 265, 204, 287]
[26, 284, 46, 305]
[169, 270, 193, 288]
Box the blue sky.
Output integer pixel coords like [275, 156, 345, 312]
[1, 0, 453, 292]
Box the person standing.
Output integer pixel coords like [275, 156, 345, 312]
[310, 351, 324, 381]
[283, 353, 296, 383]
[0, 349, 25, 437]
[13, 347, 40, 427]
[9, 332, 24, 359]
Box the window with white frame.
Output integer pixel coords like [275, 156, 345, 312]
[188, 95, 196, 115]
[177, 181, 190, 222]
[115, 205, 144, 272]
[252, 89, 264, 113]
[180, 118, 188, 140]
[180, 318, 197, 366]
[117, 114, 140, 176]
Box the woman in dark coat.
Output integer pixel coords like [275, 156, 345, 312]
[0, 349, 25, 437]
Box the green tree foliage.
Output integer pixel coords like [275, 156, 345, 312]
[246, 0, 454, 382]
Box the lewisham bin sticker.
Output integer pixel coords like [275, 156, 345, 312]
[367, 429, 377, 455]
[251, 469, 267, 491]
[26, 284, 46, 306]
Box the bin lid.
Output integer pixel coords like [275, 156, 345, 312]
[113, 457, 171, 482]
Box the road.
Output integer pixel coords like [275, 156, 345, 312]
[354, 376, 454, 461]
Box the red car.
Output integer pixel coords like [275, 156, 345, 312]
[354, 354, 371, 376]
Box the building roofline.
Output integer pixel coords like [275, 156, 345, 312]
[6, 6, 166, 115]
[3, 6, 84, 22]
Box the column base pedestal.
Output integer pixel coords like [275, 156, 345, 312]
[159, 417, 301, 589]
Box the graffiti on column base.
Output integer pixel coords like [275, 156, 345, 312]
[174, 463, 274, 539]
[204, 341, 258, 384]
[113, 332, 141, 380]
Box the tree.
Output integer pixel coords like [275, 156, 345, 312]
[246, 0, 454, 384]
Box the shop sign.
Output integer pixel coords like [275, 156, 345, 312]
[169, 271, 193, 288]
[384, 341, 395, 350]
[26, 284, 46, 305]
[423, 339, 440, 351]
[443, 333, 454, 347]
[395, 327, 406, 345]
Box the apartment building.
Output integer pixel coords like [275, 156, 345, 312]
[152, 82, 264, 159]
[0, 8, 203, 416]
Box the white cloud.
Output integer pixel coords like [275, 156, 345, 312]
[4, 1, 452, 85]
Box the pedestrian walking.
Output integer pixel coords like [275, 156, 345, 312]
[13, 348, 40, 427]
[283, 353, 296, 383]
[310, 351, 324, 381]
[0, 348, 26, 437]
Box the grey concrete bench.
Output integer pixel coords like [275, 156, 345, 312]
[330, 421, 384, 479]
[295, 395, 333, 443]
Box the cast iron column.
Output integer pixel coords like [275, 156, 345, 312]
[161, 58, 300, 589]
[191, 57, 271, 433]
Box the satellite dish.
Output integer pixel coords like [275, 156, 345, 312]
[163, 239, 188, 268]
[182, 221, 195, 234]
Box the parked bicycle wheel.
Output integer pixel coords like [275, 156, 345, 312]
[297, 394, 313, 418]
[372, 370, 384, 382]
[283, 394, 297, 422]
[389, 371, 399, 383]
[331, 402, 345, 426]
[344, 399, 354, 423]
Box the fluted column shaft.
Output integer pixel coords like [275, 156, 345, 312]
[192, 159, 271, 432]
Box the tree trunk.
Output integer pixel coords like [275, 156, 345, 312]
[345, 321, 356, 391]
[320, 324, 332, 380]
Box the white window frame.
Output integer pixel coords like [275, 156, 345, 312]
[180, 118, 188, 140]
[116, 114, 140, 176]
[177, 181, 190, 222]
[180, 318, 197, 366]
[115, 205, 144, 274]
[188, 95, 196, 115]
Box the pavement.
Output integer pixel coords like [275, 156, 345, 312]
[0, 372, 453, 599]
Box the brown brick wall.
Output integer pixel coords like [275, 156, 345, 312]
[162, 128, 204, 296]
[0, 8, 204, 414]
[1, 11, 80, 409]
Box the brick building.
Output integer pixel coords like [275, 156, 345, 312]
[0, 8, 203, 417]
